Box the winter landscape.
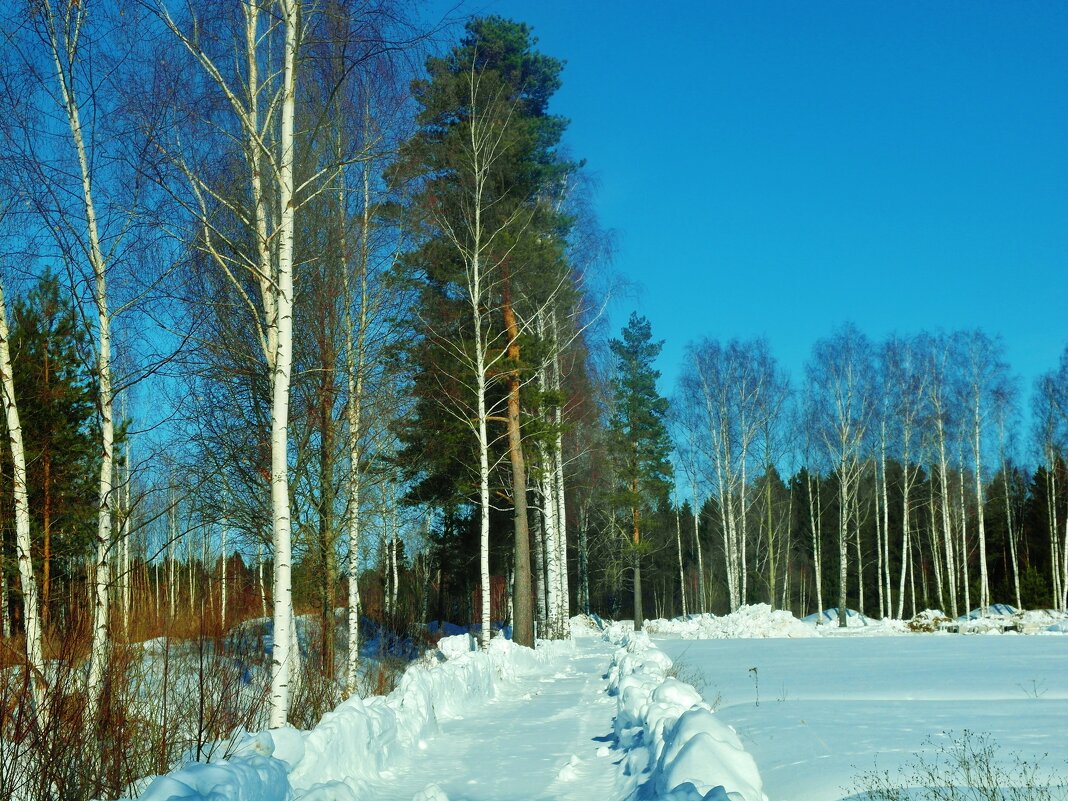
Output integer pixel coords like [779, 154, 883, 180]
[0, 1, 1066, 800]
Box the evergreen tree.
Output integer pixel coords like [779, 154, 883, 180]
[9, 270, 97, 628]
[390, 16, 575, 646]
[607, 312, 673, 630]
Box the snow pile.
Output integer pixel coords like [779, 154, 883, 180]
[569, 613, 607, 637]
[801, 607, 874, 627]
[958, 603, 1017, 620]
[604, 626, 767, 801]
[130, 634, 570, 801]
[647, 605, 816, 640]
[906, 609, 952, 632]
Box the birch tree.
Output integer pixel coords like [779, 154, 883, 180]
[806, 325, 874, 627]
[0, 262, 47, 712]
[156, 0, 303, 725]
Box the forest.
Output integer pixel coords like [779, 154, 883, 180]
[0, 2, 1066, 799]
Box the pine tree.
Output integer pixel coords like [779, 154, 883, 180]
[10, 271, 97, 629]
[607, 313, 673, 630]
[390, 16, 574, 647]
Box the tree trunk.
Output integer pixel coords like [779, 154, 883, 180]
[675, 504, 687, 617]
[268, 0, 300, 728]
[937, 424, 958, 617]
[533, 503, 547, 633]
[502, 273, 533, 648]
[838, 464, 848, 628]
[578, 500, 590, 616]
[0, 277, 47, 711]
[632, 479, 643, 631]
[44, 6, 116, 719]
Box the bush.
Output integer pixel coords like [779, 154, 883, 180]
[850, 730, 1067, 801]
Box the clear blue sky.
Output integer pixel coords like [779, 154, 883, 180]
[459, 0, 1068, 417]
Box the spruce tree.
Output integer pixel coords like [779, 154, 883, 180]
[607, 312, 673, 630]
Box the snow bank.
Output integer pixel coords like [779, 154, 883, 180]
[604, 626, 767, 801]
[646, 605, 816, 640]
[129, 634, 572, 801]
[801, 607, 874, 627]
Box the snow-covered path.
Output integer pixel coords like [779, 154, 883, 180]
[347, 640, 626, 801]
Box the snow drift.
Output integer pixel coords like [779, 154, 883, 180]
[603, 624, 767, 801]
[128, 634, 572, 801]
[645, 604, 815, 640]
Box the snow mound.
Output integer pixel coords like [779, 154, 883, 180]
[130, 635, 564, 801]
[603, 626, 767, 801]
[802, 607, 873, 627]
[647, 605, 817, 640]
[957, 603, 1017, 620]
[569, 613, 606, 637]
[411, 783, 449, 801]
[907, 609, 952, 632]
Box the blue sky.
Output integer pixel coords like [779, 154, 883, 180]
[458, 0, 1068, 417]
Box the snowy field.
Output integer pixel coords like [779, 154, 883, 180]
[120, 608, 1068, 801]
[656, 628, 1068, 801]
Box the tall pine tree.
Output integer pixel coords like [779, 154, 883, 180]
[390, 17, 574, 647]
[608, 313, 673, 630]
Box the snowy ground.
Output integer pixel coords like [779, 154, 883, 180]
[125, 607, 1068, 801]
[351, 640, 624, 801]
[656, 629, 1068, 801]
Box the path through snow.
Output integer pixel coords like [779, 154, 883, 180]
[345, 640, 625, 801]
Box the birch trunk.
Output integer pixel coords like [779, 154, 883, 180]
[0, 277, 47, 709]
[578, 500, 590, 616]
[936, 423, 958, 617]
[880, 422, 892, 617]
[41, 0, 116, 718]
[533, 505, 547, 632]
[675, 504, 687, 617]
[268, 0, 300, 728]
[692, 489, 706, 614]
[808, 473, 823, 618]
[972, 402, 989, 612]
[838, 464, 849, 628]
[221, 523, 227, 633]
[550, 317, 570, 631]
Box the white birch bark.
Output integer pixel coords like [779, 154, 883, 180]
[121, 409, 132, 638]
[972, 397, 989, 612]
[267, 0, 300, 728]
[221, 522, 228, 632]
[879, 420, 891, 617]
[343, 116, 371, 693]
[692, 490, 706, 614]
[1, 559, 8, 639]
[40, 0, 116, 718]
[935, 420, 958, 617]
[0, 276, 47, 709]
[956, 440, 970, 615]
[550, 316, 570, 631]
[541, 468, 560, 636]
[168, 494, 177, 621]
[675, 503, 687, 617]
[259, 546, 268, 620]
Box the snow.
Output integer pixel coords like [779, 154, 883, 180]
[128, 619, 765, 801]
[647, 605, 816, 639]
[607, 627, 767, 801]
[800, 607, 875, 627]
[655, 628, 1068, 801]
[124, 604, 1068, 801]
